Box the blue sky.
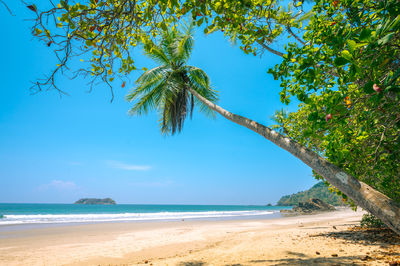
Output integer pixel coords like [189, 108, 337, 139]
[0, 2, 316, 205]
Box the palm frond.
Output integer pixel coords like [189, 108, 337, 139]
[143, 41, 170, 65]
[186, 66, 218, 118]
[158, 81, 191, 135]
[127, 81, 166, 116]
[126, 66, 170, 102]
[135, 65, 170, 86]
[186, 66, 210, 89]
[160, 29, 179, 62]
[193, 97, 217, 118]
[175, 22, 195, 62]
[186, 66, 218, 103]
[126, 25, 220, 135]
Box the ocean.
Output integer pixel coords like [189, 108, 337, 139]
[0, 203, 291, 225]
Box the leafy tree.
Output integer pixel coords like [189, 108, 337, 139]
[269, 0, 400, 203]
[27, 0, 400, 234]
[27, 0, 297, 94]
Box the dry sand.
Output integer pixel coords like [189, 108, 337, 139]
[0, 208, 399, 266]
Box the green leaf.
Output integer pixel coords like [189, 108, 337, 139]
[160, 22, 167, 31]
[197, 17, 204, 27]
[377, 32, 395, 45]
[334, 57, 348, 66]
[307, 112, 319, 121]
[341, 50, 352, 60]
[347, 40, 368, 53]
[347, 40, 357, 53]
[363, 81, 374, 93]
[359, 28, 372, 41]
[296, 11, 314, 22]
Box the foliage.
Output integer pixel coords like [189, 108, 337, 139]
[360, 213, 386, 228]
[29, 0, 399, 203]
[126, 24, 218, 134]
[277, 182, 344, 206]
[28, 0, 303, 94]
[270, 0, 400, 202]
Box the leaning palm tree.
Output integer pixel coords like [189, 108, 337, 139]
[126, 25, 400, 234]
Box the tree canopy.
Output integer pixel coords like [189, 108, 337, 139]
[270, 0, 400, 202]
[29, 0, 305, 95]
[28, 0, 400, 212]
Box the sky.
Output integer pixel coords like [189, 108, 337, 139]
[0, 1, 316, 205]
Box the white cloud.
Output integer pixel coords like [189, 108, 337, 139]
[106, 160, 151, 171]
[39, 180, 78, 190]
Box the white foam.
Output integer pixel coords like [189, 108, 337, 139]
[0, 211, 275, 225]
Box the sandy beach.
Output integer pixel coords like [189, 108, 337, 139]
[0, 208, 399, 266]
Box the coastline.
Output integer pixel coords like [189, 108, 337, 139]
[0, 203, 290, 226]
[3, 207, 398, 265]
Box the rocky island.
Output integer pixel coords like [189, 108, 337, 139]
[280, 198, 336, 215]
[74, 198, 116, 205]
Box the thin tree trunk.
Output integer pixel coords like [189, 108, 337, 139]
[189, 87, 400, 235]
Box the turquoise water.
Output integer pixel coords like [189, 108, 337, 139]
[0, 203, 291, 225]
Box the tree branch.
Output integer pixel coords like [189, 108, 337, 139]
[1, 0, 14, 15]
[256, 39, 284, 57]
[286, 26, 306, 45]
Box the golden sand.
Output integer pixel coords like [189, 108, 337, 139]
[0, 208, 399, 265]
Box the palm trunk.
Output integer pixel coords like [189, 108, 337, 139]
[189, 87, 400, 235]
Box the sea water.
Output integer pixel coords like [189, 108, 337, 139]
[0, 203, 291, 225]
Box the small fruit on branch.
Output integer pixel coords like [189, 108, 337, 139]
[373, 84, 382, 93]
[326, 113, 332, 122]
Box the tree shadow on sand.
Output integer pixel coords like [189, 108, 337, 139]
[178, 261, 246, 266]
[249, 255, 368, 265]
[312, 227, 400, 247]
[249, 249, 380, 265]
[178, 261, 206, 266]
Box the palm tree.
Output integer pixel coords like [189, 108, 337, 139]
[126, 25, 400, 234]
[126, 25, 217, 135]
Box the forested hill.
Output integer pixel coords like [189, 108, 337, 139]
[277, 182, 344, 206]
[74, 198, 116, 205]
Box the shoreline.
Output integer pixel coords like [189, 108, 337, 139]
[0, 211, 285, 233]
[0, 204, 291, 226]
[1, 208, 398, 265]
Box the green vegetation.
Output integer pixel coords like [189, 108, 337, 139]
[277, 182, 344, 206]
[126, 24, 217, 135]
[360, 213, 386, 228]
[29, 0, 400, 233]
[270, 0, 400, 204]
[74, 198, 116, 205]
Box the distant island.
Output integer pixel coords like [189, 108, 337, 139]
[74, 198, 116, 205]
[277, 182, 344, 206]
